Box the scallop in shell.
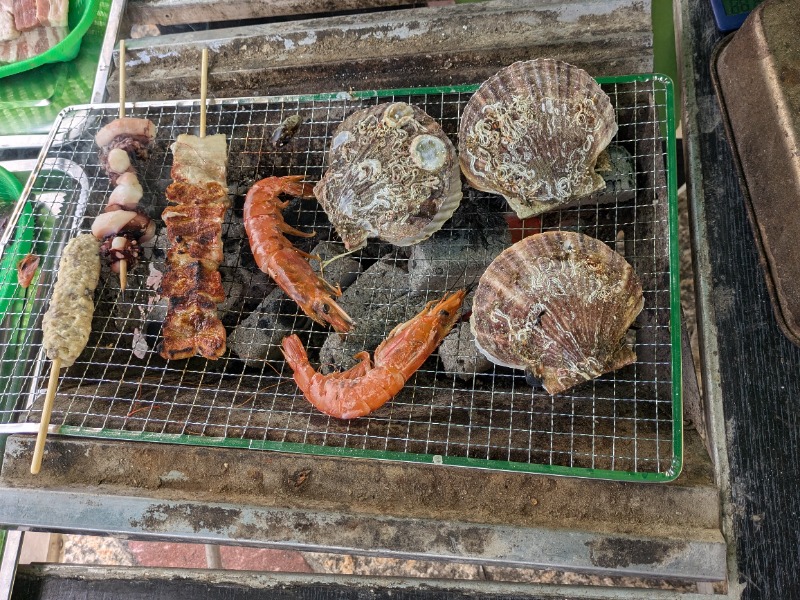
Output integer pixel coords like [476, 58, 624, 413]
[470, 231, 644, 394]
[314, 102, 462, 250]
[459, 59, 618, 219]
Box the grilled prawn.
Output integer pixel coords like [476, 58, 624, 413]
[244, 176, 354, 333]
[281, 289, 465, 419]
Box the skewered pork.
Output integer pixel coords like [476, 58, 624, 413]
[42, 234, 100, 368]
[159, 133, 229, 360]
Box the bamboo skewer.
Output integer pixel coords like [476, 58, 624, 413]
[200, 48, 208, 138]
[119, 39, 126, 119]
[30, 357, 60, 474]
[118, 39, 128, 291]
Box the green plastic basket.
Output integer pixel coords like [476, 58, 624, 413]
[0, 0, 101, 80]
[0, 165, 22, 200]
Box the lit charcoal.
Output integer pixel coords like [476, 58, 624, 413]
[317, 260, 426, 374]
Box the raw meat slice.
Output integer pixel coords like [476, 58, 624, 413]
[12, 0, 37, 31]
[36, 0, 67, 27]
[170, 134, 228, 185]
[0, 25, 65, 62]
[0, 0, 20, 42]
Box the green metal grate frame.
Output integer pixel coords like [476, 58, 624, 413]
[0, 74, 681, 482]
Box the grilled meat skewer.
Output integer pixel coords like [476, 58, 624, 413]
[159, 133, 229, 360]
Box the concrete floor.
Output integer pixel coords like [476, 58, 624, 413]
[19, 533, 693, 591]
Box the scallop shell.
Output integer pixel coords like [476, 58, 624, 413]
[314, 102, 462, 250]
[470, 231, 644, 394]
[459, 59, 618, 219]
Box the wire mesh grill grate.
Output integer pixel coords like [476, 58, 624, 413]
[0, 76, 680, 479]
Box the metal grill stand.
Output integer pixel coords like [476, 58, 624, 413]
[0, 79, 679, 481]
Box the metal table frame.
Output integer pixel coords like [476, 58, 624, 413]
[0, 0, 764, 597]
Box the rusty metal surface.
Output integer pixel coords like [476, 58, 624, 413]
[110, 0, 653, 102]
[712, 0, 800, 346]
[0, 435, 724, 581]
[127, 0, 420, 27]
[1, 429, 717, 537]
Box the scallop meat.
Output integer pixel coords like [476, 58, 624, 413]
[314, 102, 462, 250]
[470, 231, 644, 394]
[459, 59, 618, 219]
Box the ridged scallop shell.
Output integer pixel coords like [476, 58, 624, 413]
[459, 59, 618, 219]
[314, 102, 462, 250]
[470, 231, 644, 394]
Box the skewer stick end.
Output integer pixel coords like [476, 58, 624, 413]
[119, 259, 128, 292]
[31, 357, 61, 475]
[119, 39, 126, 119]
[200, 48, 209, 139]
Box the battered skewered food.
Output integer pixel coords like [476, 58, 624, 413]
[159, 132, 229, 360]
[41, 234, 101, 368]
[36, 232, 100, 457]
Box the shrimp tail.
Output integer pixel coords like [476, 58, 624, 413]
[281, 334, 316, 392]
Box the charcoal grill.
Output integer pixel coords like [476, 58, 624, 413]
[0, 75, 680, 481]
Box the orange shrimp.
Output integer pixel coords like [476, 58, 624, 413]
[244, 176, 354, 333]
[281, 289, 466, 419]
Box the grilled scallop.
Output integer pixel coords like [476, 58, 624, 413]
[459, 59, 618, 219]
[470, 231, 644, 394]
[314, 102, 462, 250]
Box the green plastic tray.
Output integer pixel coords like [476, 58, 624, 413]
[0, 0, 100, 80]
